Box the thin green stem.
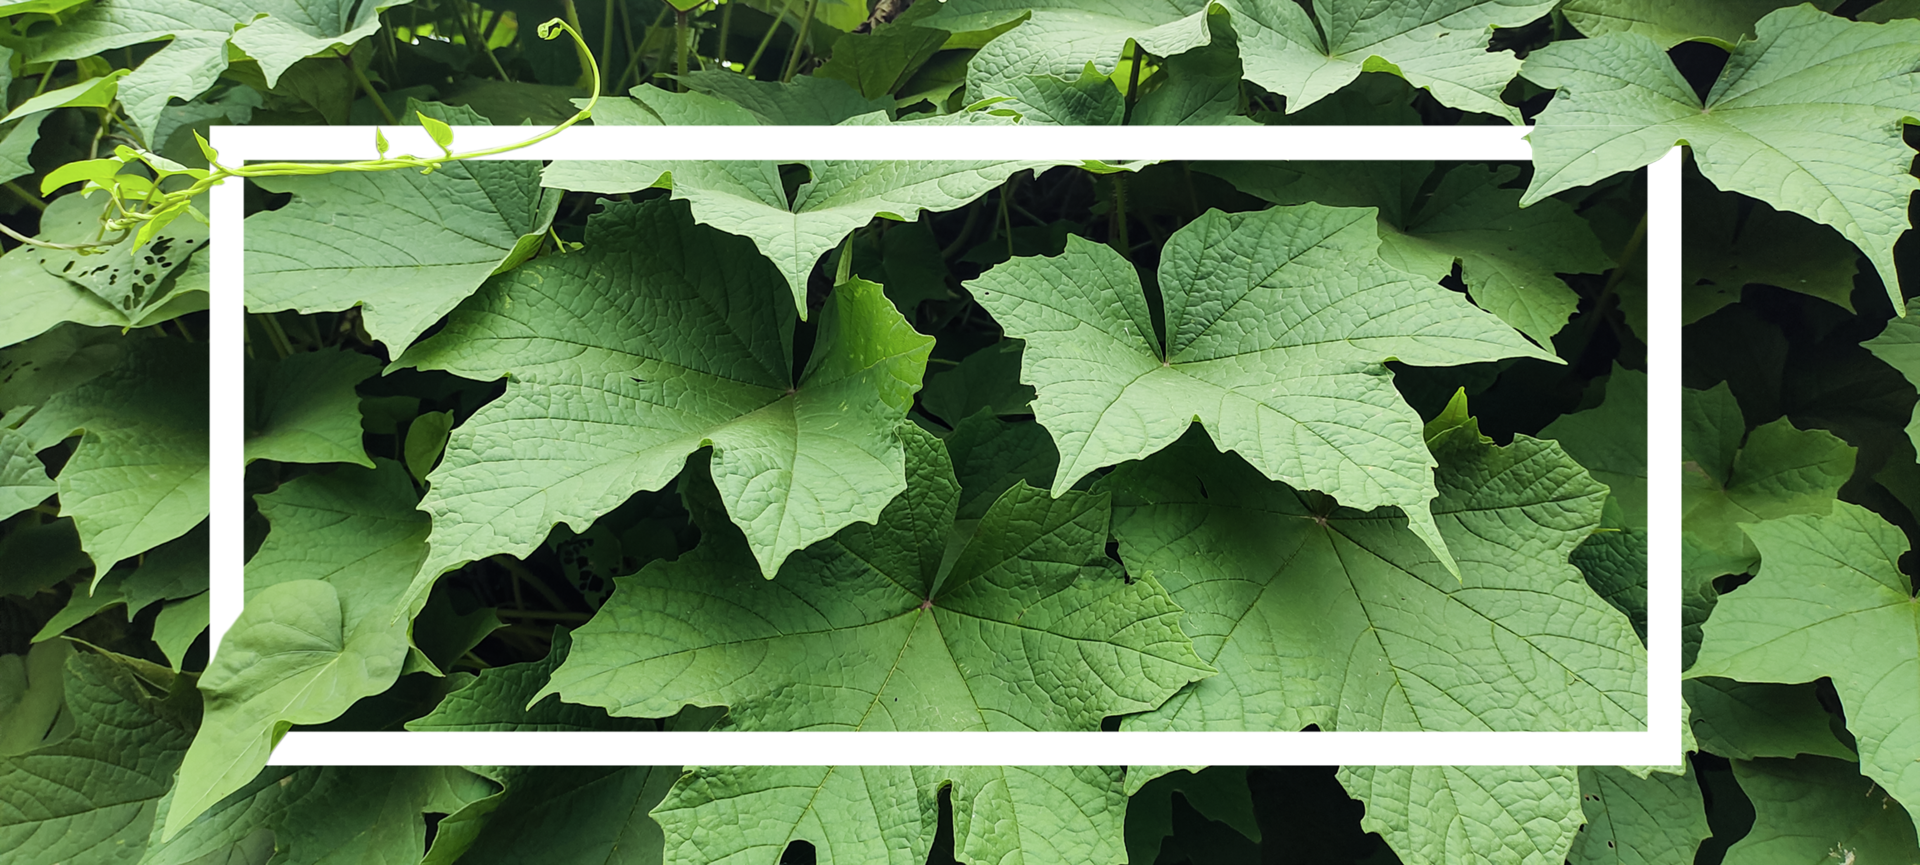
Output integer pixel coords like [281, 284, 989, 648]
[560, 0, 597, 90]
[675, 9, 691, 90]
[1120, 41, 1143, 126]
[626, 6, 670, 90]
[456, 0, 512, 81]
[5, 181, 46, 212]
[747, 0, 798, 76]
[718, 0, 734, 67]
[781, 0, 820, 82]
[602, 0, 618, 93]
[255, 313, 294, 359]
[1110, 175, 1131, 262]
[345, 57, 399, 124]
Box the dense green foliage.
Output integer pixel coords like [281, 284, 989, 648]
[0, 1, 1917, 863]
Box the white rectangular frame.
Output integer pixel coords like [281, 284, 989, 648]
[208, 125, 1681, 767]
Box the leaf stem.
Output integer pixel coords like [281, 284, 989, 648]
[718, 0, 734, 67]
[1120, 40, 1143, 126]
[255, 313, 294, 359]
[782, 0, 820, 82]
[675, 9, 692, 90]
[5, 180, 46, 212]
[747, 0, 798, 76]
[602, 0, 618, 93]
[345, 56, 399, 124]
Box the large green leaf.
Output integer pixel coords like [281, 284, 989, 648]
[145, 765, 494, 865]
[0, 652, 199, 865]
[1108, 419, 1643, 734]
[1684, 679, 1855, 762]
[164, 459, 427, 839]
[1570, 765, 1711, 865]
[393, 197, 933, 590]
[1560, 0, 1842, 48]
[1521, 5, 1920, 311]
[244, 102, 558, 352]
[1338, 765, 1583, 865]
[1689, 503, 1920, 837]
[1682, 169, 1860, 324]
[244, 347, 377, 467]
[1864, 298, 1920, 455]
[0, 233, 208, 350]
[653, 764, 1128, 865]
[969, 203, 1553, 575]
[544, 423, 1211, 729]
[29, 0, 417, 136]
[1681, 383, 1855, 580]
[16, 338, 208, 576]
[1541, 367, 1649, 637]
[541, 158, 1066, 316]
[1206, 161, 1612, 348]
[1722, 757, 1920, 865]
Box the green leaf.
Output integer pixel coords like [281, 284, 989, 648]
[1207, 161, 1612, 348]
[1683, 168, 1860, 324]
[404, 410, 453, 485]
[654, 764, 1128, 865]
[1132, 17, 1254, 127]
[1521, 6, 1920, 312]
[1864, 298, 1920, 456]
[146, 765, 494, 865]
[0, 640, 71, 757]
[1108, 424, 1643, 734]
[544, 423, 1211, 729]
[1540, 366, 1650, 637]
[1124, 767, 1260, 865]
[405, 629, 688, 865]
[0, 427, 54, 524]
[1722, 757, 1920, 865]
[30, 1, 417, 136]
[1559, 0, 1842, 48]
[816, 14, 951, 100]
[1229, 0, 1556, 122]
[31, 189, 209, 320]
[582, 84, 765, 126]
[1689, 502, 1920, 837]
[152, 592, 207, 672]
[0, 237, 209, 349]
[244, 347, 378, 468]
[675, 70, 896, 125]
[970, 204, 1554, 575]
[0, 651, 199, 865]
[1338, 765, 1583, 865]
[943, 409, 1059, 521]
[920, 341, 1033, 427]
[417, 111, 454, 152]
[1570, 764, 1711, 865]
[394, 198, 934, 588]
[542, 158, 1066, 317]
[1681, 384, 1855, 580]
[1685, 679, 1855, 762]
[164, 459, 427, 839]
[0, 111, 49, 189]
[0, 517, 90, 600]
[0, 68, 127, 122]
[16, 338, 208, 576]
[244, 102, 558, 352]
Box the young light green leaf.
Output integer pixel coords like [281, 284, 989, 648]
[1207, 161, 1612, 348]
[0, 652, 199, 865]
[654, 764, 1128, 865]
[544, 423, 1211, 729]
[1338, 765, 1583, 865]
[395, 199, 932, 591]
[1689, 503, 1920, 837]
[245, 347, 378, 468]
[1522, 6, 1920, 312]
[417, 111, 455, 153]
[1570, 764, 1710, 865]
[0, 68, 127, 123]
[245, 102, 557, 352]
[542, 158, 1067, 317]
[1721, 757, 1920, 864]
[970, 204, 1555, 575]
[15, 338, 208, 578]
[164, 459, 427, 839]
[1108, 426, 1642, 736]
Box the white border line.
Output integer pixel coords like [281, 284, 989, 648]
[208, 125, 1681, 767]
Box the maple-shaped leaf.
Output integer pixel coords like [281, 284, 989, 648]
[1569, 764, 1710, 865]
[1540, 366, 1650, 638]
[542, 423, 1211, 729]
[394, 197, 933, 596]
[1521, 5, 1920, 312]
[967, 203, 1552, 575]
[1204, 161, 1612, 347]
[15, 337, 207, 578]
[245, 102, 556, 353]
[1685, 679, 1855, 763]
[541, 158, 1067, 316]
[654, 764, 1128, 865]
[164, 459, 426, 839]
[1339, 765, 1583, 865]
[1559, 0, 1841, 48]
[928, 0, 1552, 123]
[28, 0, 418, 136]
[1107, 420, 1643, 735]
[1689, 502, 1920, 837]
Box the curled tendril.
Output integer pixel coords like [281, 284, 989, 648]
[12, 17, 602, 255]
